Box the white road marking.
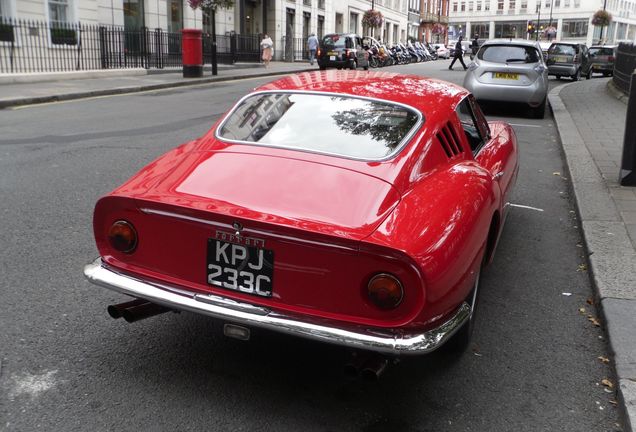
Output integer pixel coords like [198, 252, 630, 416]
[8, 370, 58, 400]
[510, 203, 545, 212]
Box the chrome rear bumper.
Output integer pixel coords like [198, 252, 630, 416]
[84, 258, 470, 355]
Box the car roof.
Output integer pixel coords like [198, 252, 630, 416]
[323, 33, 359, 38]
[590, 45, 616, 48]
[550, 41, 585, 46]
[482, 39, 542, 48]
[255, 71, 469, 119]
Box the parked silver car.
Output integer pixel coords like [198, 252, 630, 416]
[463, 39, 549, 118]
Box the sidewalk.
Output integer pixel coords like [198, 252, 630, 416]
[0, 65, 634, 430]
[549, 78, 636, 432]
[0, 61, 314, 109]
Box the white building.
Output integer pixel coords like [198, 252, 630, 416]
[447, 0, 636, 45]
[0, 0, 408, 55]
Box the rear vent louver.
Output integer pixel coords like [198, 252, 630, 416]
[437, 123, 464, 158]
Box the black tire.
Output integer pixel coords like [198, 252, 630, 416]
[556, 75, 562, 80]
[349, 60, 357, 70]
[442, 264, 482, 355]
[369, 57, 378, 68]
[572, 68, 581, 81]
[530, 98, 546, 119]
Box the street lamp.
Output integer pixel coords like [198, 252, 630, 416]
[535, 3, 541, 41]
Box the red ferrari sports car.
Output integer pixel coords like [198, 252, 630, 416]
[84, 70, 518, 359]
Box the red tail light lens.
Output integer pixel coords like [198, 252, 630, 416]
[367, 274, 403, 310]
[317, 48, 322, 56]
[609, 55, 615, 61]
[573, 54, 580, 63]
[108, 220, 138, 253]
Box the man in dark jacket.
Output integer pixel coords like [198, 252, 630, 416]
[448, 36, 467, 70]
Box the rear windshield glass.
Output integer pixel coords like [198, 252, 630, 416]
[217, 93, 421, 160]
[479, 45, 540, 63]
[322, 35, 351, 49]
[548, 44, 577, 55]
[589, 47, 614, 56]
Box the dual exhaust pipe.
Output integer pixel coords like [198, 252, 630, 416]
[108, 300, 390, 381]
[107, 298, 171, 323]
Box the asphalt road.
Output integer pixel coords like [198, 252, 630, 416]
[0, 60, 622, 431]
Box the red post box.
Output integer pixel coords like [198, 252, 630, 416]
[181, 29, 203, 78]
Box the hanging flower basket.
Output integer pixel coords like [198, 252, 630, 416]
[592, 10, 612, 26]
[362, 9, 384, 29]
[432, 23, 445, 35]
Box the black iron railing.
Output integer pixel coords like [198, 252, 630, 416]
[0, 17, 262, 73]
[614, 42, 636, 94]
[281, 36, 309, 62]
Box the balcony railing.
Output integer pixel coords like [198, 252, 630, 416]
[420, 12, 449, 23]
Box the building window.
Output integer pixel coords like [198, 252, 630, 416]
[477, 1, 482, 10]
[48, 0, 78, 45]
[349, 12, 358, 34]
[564, 0, 569, 6]
[453, 1, 458, 11]
[471, 22, 489, 37]
[461, 2, 466, 11]
[485, 0, 490, 10]
[554, 0, 560, 6]
[521, 0, 527, 8]
[469, 1, 474, 11]
[498, 0, 504, 9]
[509, 0, 515, 10]
[317, 15, 324, 38]
[561, 19, 587, 37]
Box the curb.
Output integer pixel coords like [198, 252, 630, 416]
[549, 83, 636, 432]
[0, 68, 148, 85]
[0, 67, 315, 109]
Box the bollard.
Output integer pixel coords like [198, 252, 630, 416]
[181, 29, 203, 78]
[620, 70, 636, 186]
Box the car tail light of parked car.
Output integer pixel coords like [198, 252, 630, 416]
[367, 273, 404, 310]
[108, 220, 138, 253]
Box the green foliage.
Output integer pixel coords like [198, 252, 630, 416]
[188, 0, 234, 10]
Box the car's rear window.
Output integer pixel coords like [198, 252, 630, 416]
[589, 47, 614, 56]
[217, 92, 421, 160]
[322, 35, 350, 49]
[548, 44, 577, 55]
[479, 45, 541, 63]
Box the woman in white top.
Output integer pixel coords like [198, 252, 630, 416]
[260, 34, 274, 67]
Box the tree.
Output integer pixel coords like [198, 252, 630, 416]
[188, 0, 234, 37]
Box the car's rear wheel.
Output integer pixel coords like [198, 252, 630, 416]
[442, 263, 482, 355]
[530, 98, 546, 119]
[572, 68, 581, 81]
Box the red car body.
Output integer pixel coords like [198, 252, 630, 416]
[85, 71, 518, 355]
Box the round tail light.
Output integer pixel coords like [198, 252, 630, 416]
[367, 273, 403, 310]
[108, 220, 138, 253]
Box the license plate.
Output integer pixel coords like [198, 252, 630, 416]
[207, 239, 274, 297]
[493, 72, 519, 80]
[593, 65, 600, 70]
[552, 55, 568, 63]
[329, 55, 336, 61]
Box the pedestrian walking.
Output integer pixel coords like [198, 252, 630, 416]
[448, 36, 467, 70]
[261, 34, 274, 67]
[470, 34, 479, 60]
[307, 33, 319, 66]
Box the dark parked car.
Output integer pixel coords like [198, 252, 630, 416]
[317, 33, 369, 70]
[583, 45, 616, 78]
[546, 42, 590, 81]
